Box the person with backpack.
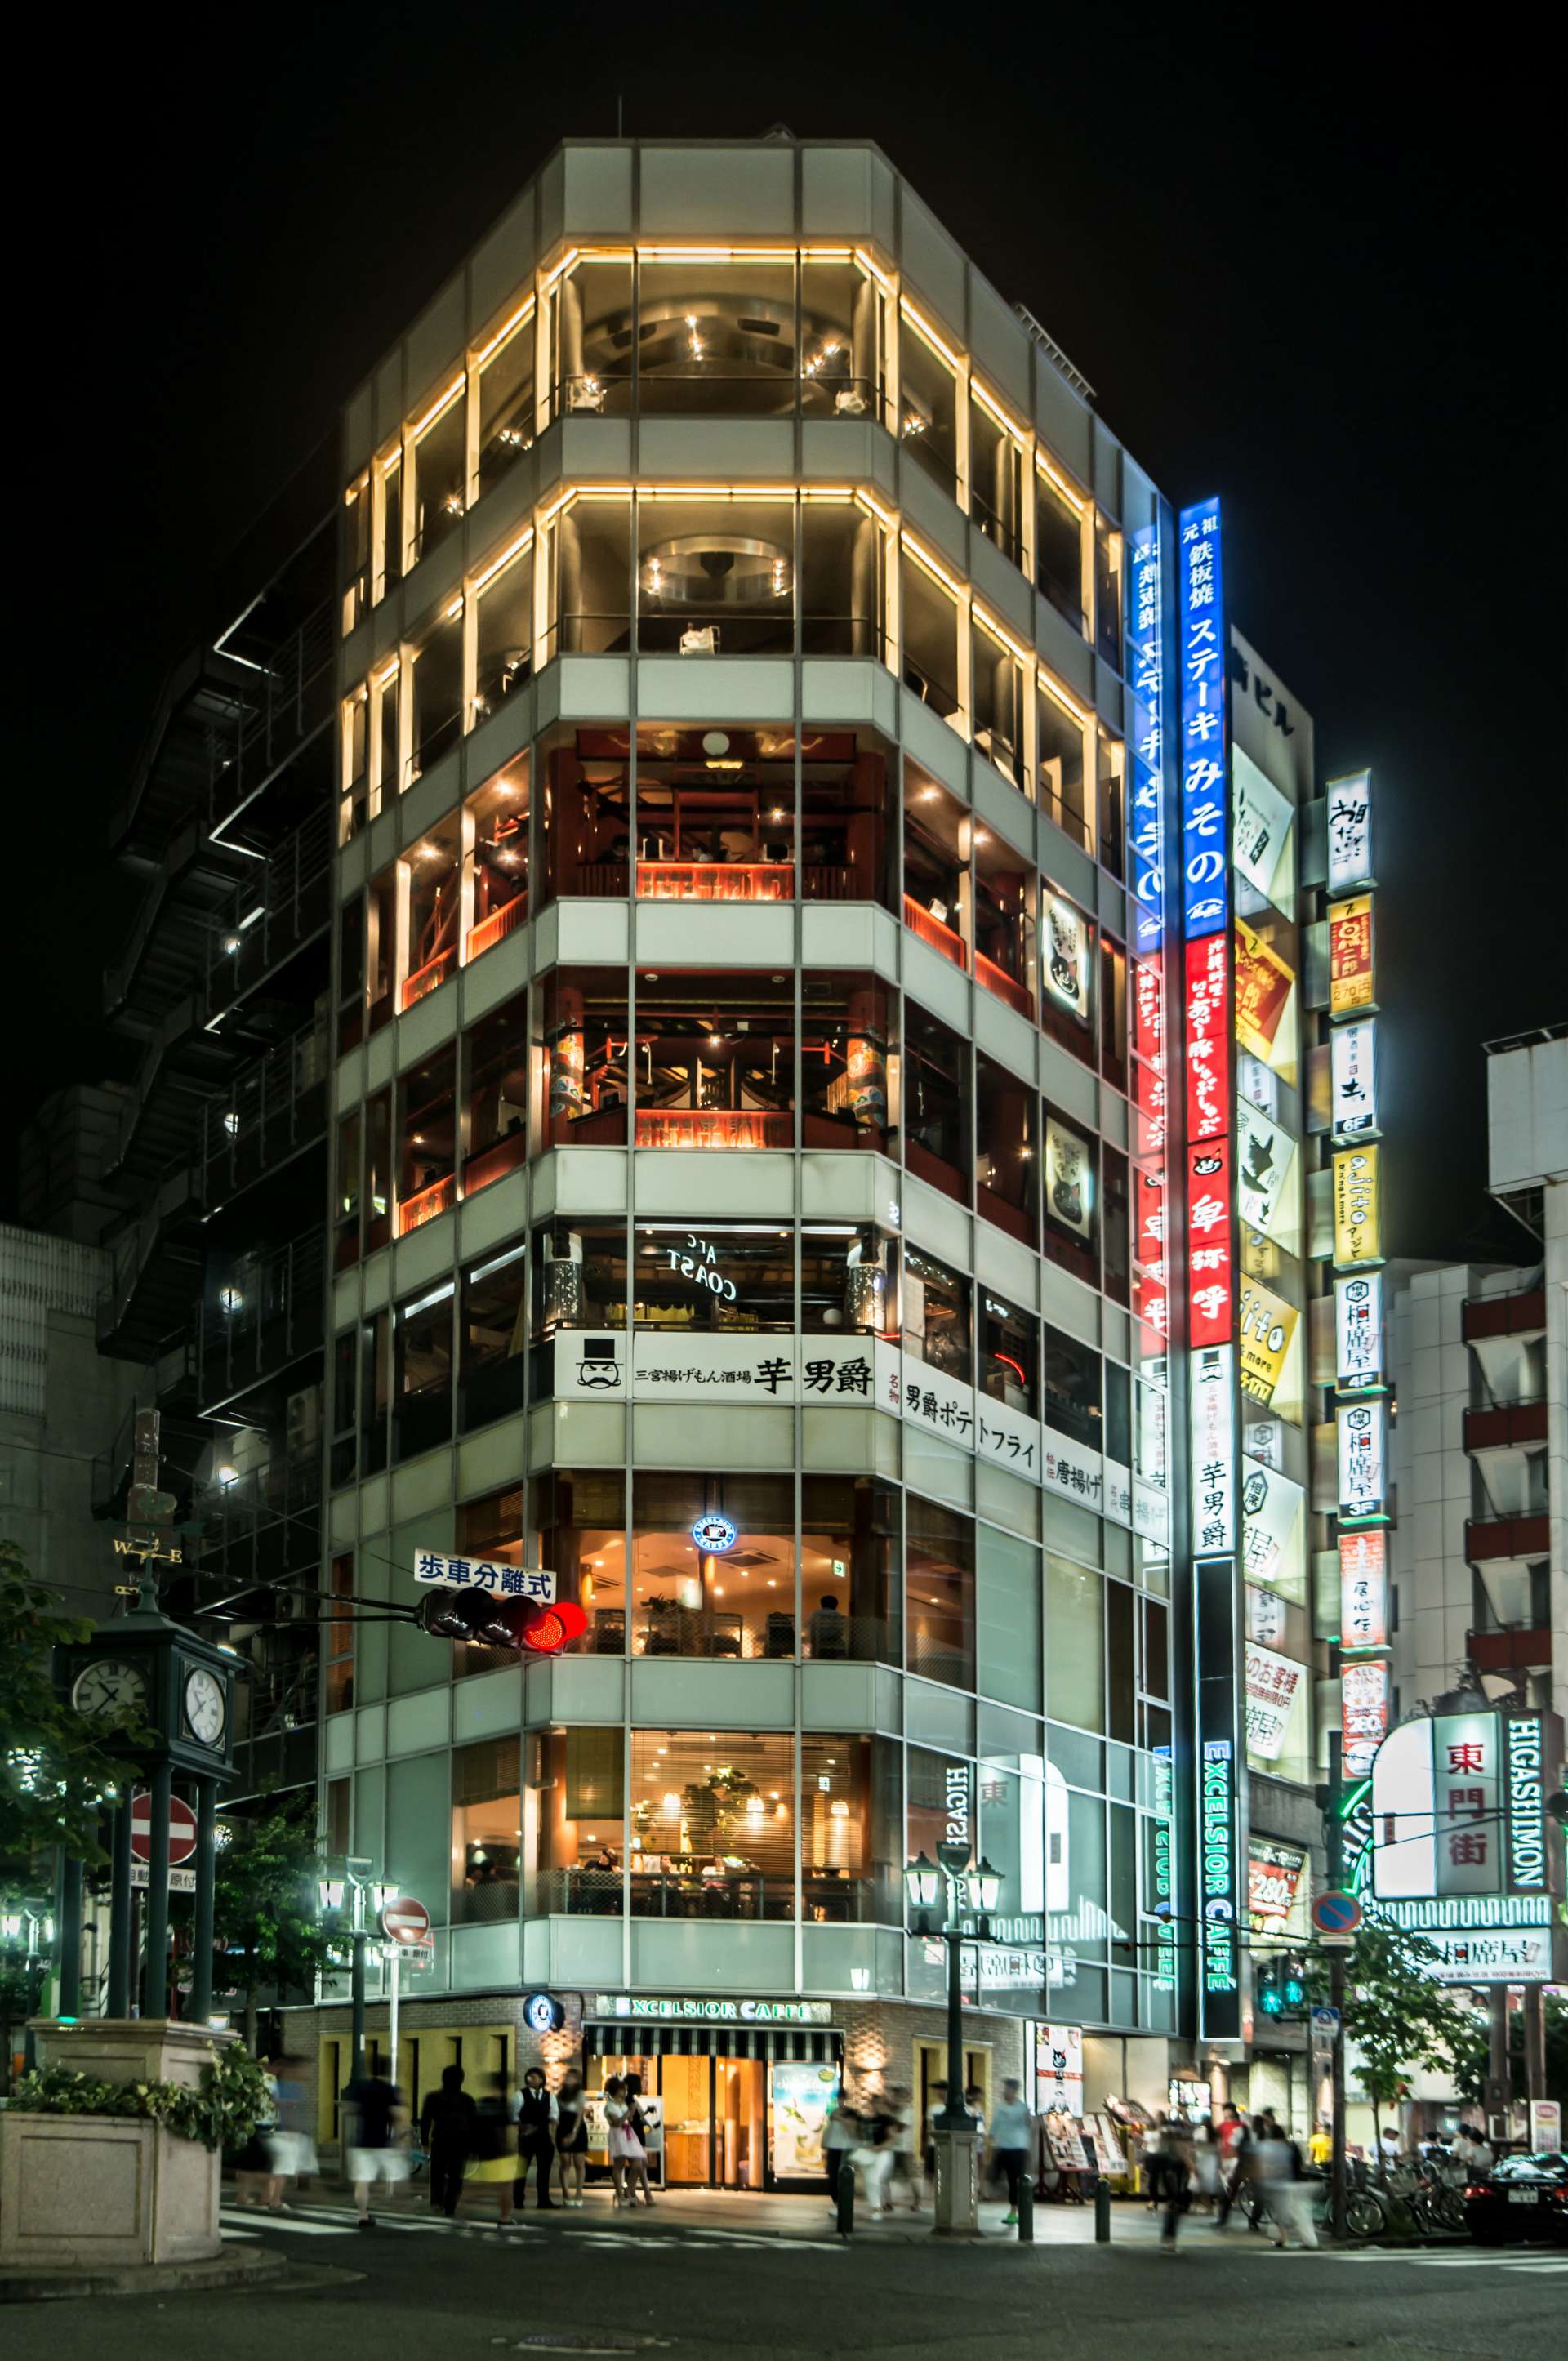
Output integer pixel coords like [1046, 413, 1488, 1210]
[419, 2063, 477, 2219]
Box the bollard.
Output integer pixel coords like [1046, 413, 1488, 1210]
[836, 2157, 856, 2238]
[1018, 2176, 1036, 2243]
[1094, 2176, 1111, 2243]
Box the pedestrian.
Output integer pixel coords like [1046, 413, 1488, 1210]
[1263, 2123, 1317, 2251]
[621, 2074, 657, 2207]
[1193, 2118, 1221, 2212]
[1248, 2115, 1286, 2240]
[1307, 2119, 1332, 2172]
[1160, 2120, 1195, 2253]
[888, 2085, 921, 2212]
[1143, 2114, 1169, 2210]
[987, 2078, 1033, 2227]
[513, 2065, 559, 2209]
[266, 2056, 317, 2203]
[1377, 2123, 1400, 2177]
[824, 2083, 860, 2213]
[1214, 2102, 1250, 2230]
[923, 2082, 947, 2195]
[555, 2067, 590, 2207]
[344, 2055, 412, 2229]
[235, 2057, 282, 2209]
[419, 2063, 477, 2218]
[467, 2070, 521, 2231]
[849, 2087, 898, 2216]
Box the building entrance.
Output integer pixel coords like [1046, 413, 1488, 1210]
[584, 2019, 840, 2189]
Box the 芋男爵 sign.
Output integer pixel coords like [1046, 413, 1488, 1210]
[1189, 1348, 1236, 1556]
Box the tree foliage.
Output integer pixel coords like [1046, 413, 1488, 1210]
[0, 1544, 142, 1871]
[13, 2043, 275, 2149]
[209, 1798, 334, 2042]
[1318, 1918, 1476, 2149]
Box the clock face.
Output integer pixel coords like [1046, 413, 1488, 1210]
[184, 1666, 227, 1748]
[72, 1659, 149, 1720]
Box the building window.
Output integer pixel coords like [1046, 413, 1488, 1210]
[335, 1111, 361, 1272]
[632, 1223, 794, 1332]
[801, 1223, 898, 1339]
[452, 1484, 528, 1676]
[800, 497, 887, 658]
[359, 1308, 390, 1477]
[343, 477, 370, 635]
[459, 1243, 528, 1434]
[635, 253, 798, 418]
[465, 763, 529, 960]
[363, 1089, 392, 1256]
[901, 543, 962, 721]
[471, 536, 534, 721]
[1045, 1324, 1102, 1452]
[801, 1474, 900, 1666]
[903, 1002, 970, 1205]
[976, 1052, 1036, 1247]
[903, 767, 969, 970]
[406, 600, 464, 785]
[538, 726, 631, 902]
[971, 617, 1026, 790]
[393, 1279, 453, 1463]
[462, 991, 528, 1196]
[800, 973, 896, 1155]
[898, 306, 960, 494]
[1097, 733, 1125, 882]
[635, 725, 795, 901]
[973, 829, 1035, 1018]
[802, 1736, 896, 1923]
[631, 1472, 795, 1661]
[397, 1046, 457, 1236]
[1036, 461, 1088, 634]
[341, 689, 369, 843]
[1100, 935, 1129, 1090]
[542, 492, 632, 657]
[407, 376, 466, 567]
[452, 1736, 521, 1925]
[331, 1330, 357, 1490]
[801, 251, 889, 425]
[1094, 515, 1123, 670]
[902, 1245, 971, 1383]
[534, 1468, 626, 1657]
[969, 387, 1025, 568]
[800, 726, 896, 910]
[403, 817, 461, 1010]
[981, 1290, 1039, 1417]
[1037, 675, 1092, 851]
[535, 1728, 625, 1913]
[475, 298, 537, 494]
[1102, 1146, 1131, 1307]
[364, 864, 399, 1039]
[538, 968, 630, 1148]
[636, 494, 795, 657]
[546, 252, 635, 419]
[337, 896, 366, 1054]
[372, 451, 402, 604]
[629, 1730, 795, 1919]
[1047, 1556, 1104, 1733]
[324, 1553, 354, 1713]
[531, 1219, 629, 1350]
[634, 969, 794, 1151]
[906, 1497, 975, 1689]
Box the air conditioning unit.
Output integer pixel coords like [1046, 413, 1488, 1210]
[679, 626, 719, 657]
[286, 1386, 320, 1454]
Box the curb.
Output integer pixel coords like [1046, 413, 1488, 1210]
[0, 2246, 296, 2304]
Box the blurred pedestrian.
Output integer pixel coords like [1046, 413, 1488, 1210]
[824, 2083, 860, 2213]
[235, 2058, 281, 2209]
[1214, 2104, 1251, 2230]
[888, 2085, 921, 2212]
[988, 2079, 1033, 2226]
[850, 2087, 898, 2216]
[620, 2073, 656, 2207]
[1263, 2122, 1316, 2250]
[555, 2067, 589, 2207]
[1160, 2120, 1195, 2253]
[419, 2064, 476, 2218]
[1193, 2118, 1221, 2212]
[466, 2070, 521, 2231]
[345, 2056, 412, 2229]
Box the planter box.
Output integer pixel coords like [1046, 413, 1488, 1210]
[0, 2112, 220, 2268]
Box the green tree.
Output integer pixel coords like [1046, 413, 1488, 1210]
[1450, 1993, 1568, 2109]
[209, 1799, 334, 2053]
[1326, 1919, 1475, 2168]
[0, 1544, 141, 1871]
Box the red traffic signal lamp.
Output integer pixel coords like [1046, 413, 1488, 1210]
[416, 1587, 586, 1655]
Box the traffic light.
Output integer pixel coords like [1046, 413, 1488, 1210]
[1280, 1953, 1307, 2015]
[416, 1587, 588, 1655]
[1256, 1956, 1285, 2017]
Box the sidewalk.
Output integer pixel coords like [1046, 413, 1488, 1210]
[231, 2176, 1175, 2246]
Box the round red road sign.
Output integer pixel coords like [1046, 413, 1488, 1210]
[381, 1895, 431, 1944]
[130, 1789, 198, 1865]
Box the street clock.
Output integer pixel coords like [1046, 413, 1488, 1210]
[59, 1601, 237, 1778]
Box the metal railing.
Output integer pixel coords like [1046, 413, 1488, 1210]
[211, 598, 336, 838]
[207, 805, 333, 1014]
[199, 1228, 326, 1409]
[202, 1015, 330, 1205]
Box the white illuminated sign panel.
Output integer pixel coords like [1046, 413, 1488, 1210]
[1337, 1397, 1386, 1519]
[1330, 1020, 1379, 1138]
[1339, 1529, 1388, 1650]
[1325, 769, 1374, 894]
[1334, 1271, 1383, 1391]
[1189, 1345, 1236, 1556]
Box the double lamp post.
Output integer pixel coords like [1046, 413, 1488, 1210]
[904, 1842, 1000, 2234]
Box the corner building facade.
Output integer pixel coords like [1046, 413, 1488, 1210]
[317, 136, 1212, 2182]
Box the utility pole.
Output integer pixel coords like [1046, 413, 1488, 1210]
[1325, 1729, 1348, 2243]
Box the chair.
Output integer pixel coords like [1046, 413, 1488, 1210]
[764, 1611, 795, 1659]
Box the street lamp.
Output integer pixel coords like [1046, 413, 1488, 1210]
[318, 1859, 393, 2082]
[903, 1844, 1000, 2234]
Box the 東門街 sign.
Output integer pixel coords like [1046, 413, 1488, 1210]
[590, 1994, 833, 2027]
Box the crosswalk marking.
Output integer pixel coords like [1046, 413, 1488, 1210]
[1329, 2247, 1567, 2274]
[221, 2204, 844, 2254]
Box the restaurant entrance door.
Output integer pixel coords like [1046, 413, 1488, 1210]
[586, 2018, 840, 2189]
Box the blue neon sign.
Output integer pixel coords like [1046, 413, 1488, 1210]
[1177, 497, 1227, 941]
[691, 1512, 738, 1554]
[1127, 523, 1165, 957]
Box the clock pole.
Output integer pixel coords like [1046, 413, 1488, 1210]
[107, 1785, 134, 2016]
[142, 1759, 174, 2017]
[191, 1778, 218, 2022]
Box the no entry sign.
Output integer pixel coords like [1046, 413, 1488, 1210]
[131, 1789, 198, 1865]
[381, 1895, 431, 1945]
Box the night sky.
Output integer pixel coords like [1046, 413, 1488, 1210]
[19, 11, 1560, 1260]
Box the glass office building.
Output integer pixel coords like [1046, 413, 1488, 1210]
[310, 136, 1329, 2181]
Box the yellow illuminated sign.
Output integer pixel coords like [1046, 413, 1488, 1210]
[1236, 1276, 1298, 1406]
[1332, 1144, 1382, 1267]
[1329, 896, 1375, 1015]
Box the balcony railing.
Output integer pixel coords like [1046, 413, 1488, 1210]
[1463, 1287, 1547, 1343]
[535, 1868, 877, 1922]
[202, 1017, 330, 1205]
[1463, 1399, 1548, 1452]
[402, 948, 456, 1010]
[397, 1173, 457, 1236]
[466, 894, 527, 960]
[1465, 1512, 1550, 1563]
[634, 1109, 792, 1151]
[1468, 1625, 1552, 1673]
[462, 1132, 528, 1196]
[199, 1228, 325, 1410]
[975, 949, 1035, 1020]
[636, 861, 794, 902]
[903, 893, 968, 970]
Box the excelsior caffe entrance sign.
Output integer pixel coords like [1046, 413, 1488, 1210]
[1369, 1709, 1566, 1982]
[590, 1993, 832, 2026]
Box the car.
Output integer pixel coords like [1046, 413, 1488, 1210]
[1463, 2149, 1568, 2245]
